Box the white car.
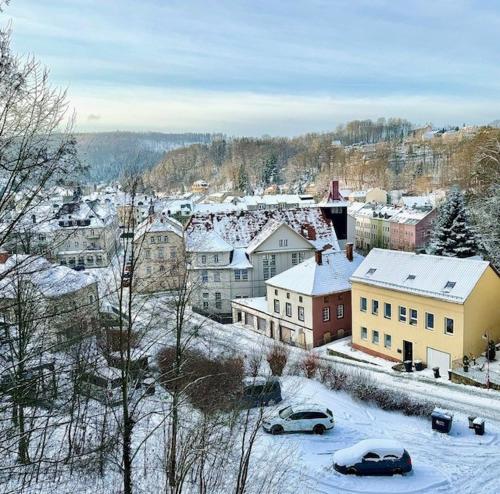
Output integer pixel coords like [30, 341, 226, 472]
[262, 404, 334, 435]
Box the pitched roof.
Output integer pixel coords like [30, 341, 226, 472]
[187, 230, 233, 252]
[185, 207, 338, 250]
[133, 214, 183, 241]
[350, 249, 492, 303]
[266, 250, 364, 296]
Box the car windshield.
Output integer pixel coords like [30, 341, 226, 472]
[279, 406, 293, 419]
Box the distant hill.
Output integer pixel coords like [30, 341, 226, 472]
[75, 131, 214, 182]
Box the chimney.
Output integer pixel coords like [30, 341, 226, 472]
[345, 242, 353, 262]
[315, 250, 323, 265]
[327, 180, 343, 202]
[0, 251, 10, 264]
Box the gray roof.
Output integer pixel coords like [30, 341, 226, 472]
[350, 249, 492, 303]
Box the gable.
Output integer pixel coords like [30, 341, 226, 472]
[250, 223, 315, 254]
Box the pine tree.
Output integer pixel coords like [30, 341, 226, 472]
[237, 163, 248, 193]
[429, 188, 479, 258]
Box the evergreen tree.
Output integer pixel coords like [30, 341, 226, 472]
[262, 155, 278, 185]
[237, 163, 249, 192]
[429, 188, 479, 258]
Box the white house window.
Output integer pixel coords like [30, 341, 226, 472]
[425, 312, 434, 330]
[213, 254, 219, 263]
[214, 272, 221, 282]
[201, 270, 208, 283]
[159, 265, 165, 272]
[89, 295, 94, 304]
[274, 299, 280, 313]
[150, 237, 155, 243]
[202, 292, 209, 298]
[145, 249, 151, 259]
[398, 306, 407, 323]
[201, 255, 207, 264]
[285, 302, 292, 317]
[384, 333, 392, 348]
[215, 292, 222, 309]
[384, 303, 392, 319]
[337, 304, 344, 319]
[372, 330, 379, 344]
[235, 269, 248, 281]
[170, 247, 176, 259]
[203, 301, 209, 309]
[409, 309, 418, 326]
[361, 327, 368, 340]
[263, 254, 276, 280]
[298, 306, 304, 321]
[158, 247, 164, 259]
[279, 239, 288, 247]
[322, 307, 330, 322]
[445, 317, 454, 335]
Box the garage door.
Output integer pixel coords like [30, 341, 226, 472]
[427, 347, 451, 371]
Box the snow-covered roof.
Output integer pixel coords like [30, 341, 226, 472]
[350, 249, 492, 303]
[333, 439, 405, 467]
[133, 214, 183, 241]
[229, 248, 253, 269]
[266, 250, 364, 296]
[187, 230, 233, 253]
[400, 196, 433, 209]
[246, 220, 310, 255]
[0, 255, 96, 298]
[185, 207, 338, 251]
[231, 296, 267, 313]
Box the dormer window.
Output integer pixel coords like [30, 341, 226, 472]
[366, 268, 377, 275]
[406, 274, 416, 281]
[444, 281, 456, 290]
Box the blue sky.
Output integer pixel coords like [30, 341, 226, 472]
[4, 0, 500, 135]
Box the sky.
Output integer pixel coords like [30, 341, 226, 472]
[4, 0, 500, 136]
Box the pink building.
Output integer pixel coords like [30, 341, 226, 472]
[389, 209, 436, 251]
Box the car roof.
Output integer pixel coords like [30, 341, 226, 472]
[289, 403, 329, 413]
[333, 439, 406, 467]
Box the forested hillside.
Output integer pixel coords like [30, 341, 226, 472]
[144, 121, 500, 196]
[75, 132, 214, 182]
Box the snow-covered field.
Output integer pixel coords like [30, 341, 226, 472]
[264, 377, 500, 494]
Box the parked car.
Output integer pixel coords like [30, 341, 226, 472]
[262, 404, 334, 435]
[333, 439, 412, 476]
[72, 264, 85, 271]
[241, 376, 282, 408]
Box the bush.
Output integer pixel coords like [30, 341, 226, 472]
[157, 347, 244, 413]
[314, 362, 434, 417]
[266, 343, 289, 376]
[301, 352, 320, 379]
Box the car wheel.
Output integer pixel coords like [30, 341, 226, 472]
[271, 425, 283, 435]
[394, 468, 402, 475]
[313, 424, 325, 435]
[347, 467, 357, 475]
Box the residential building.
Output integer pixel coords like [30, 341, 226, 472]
[191, 180, 209, 194]
[232, 244, 363, 348]
[0, 255, 100, 343]
[186, 203, 344, 322]
[344, 188, 388, 204]
[350, 249, 500, 370]
[132, 214, 185, 293]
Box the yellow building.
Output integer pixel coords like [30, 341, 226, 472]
[350, 249, 500, 371]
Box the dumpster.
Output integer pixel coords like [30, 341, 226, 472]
[473, 417, 485, 436]
[431, 408, 453, 433]
[432, 367, 441, 378]
[403, 360, 413, 372]
[468, 416, 477, 429]
[414, 360, 423, 371]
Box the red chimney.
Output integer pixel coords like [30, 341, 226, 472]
[315, 250, 323, 265]
[345, 242, 353, 262]
[0, 251, 10, 264]
[327, 180, 343, 202]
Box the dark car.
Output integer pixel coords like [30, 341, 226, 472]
[241, 376, 282, 408]
[333, 439, 412, 476]
[72, 264, 85, 271]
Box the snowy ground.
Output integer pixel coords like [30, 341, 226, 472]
[266, 377, 500, 494]
[44, 261, 500, 494]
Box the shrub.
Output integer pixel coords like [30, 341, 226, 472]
[266, 343, 289, 376]
[157, 347, 244, 413]
[301, 352, 320, 379]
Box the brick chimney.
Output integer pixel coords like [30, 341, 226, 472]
[315, 250, 323, 265]
[345, 242, 353, 262]
[327, 180, 343, 202]
[0, 251, 10, 264]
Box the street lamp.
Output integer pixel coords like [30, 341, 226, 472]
[482, 333, 490, 390]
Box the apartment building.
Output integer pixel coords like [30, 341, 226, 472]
[232, 245, 363, 348]
[132, 214, 184, 293]
[350, 249, 500, 371]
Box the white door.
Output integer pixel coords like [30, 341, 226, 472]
[427, 347, 451, 371]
